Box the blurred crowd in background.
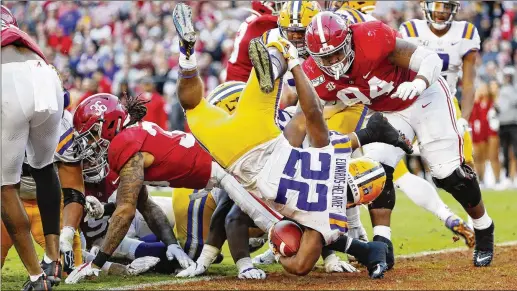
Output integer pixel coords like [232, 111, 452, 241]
[4, 0, 517, 188]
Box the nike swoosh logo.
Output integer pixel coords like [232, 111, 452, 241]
[363, 71, 371, 79]
[112, 177, 120, 185]
[476, 256, 491, 263]
[422, 102, 432, 108]
[452, 42, 459, 46]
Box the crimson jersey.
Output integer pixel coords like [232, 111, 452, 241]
[1, 25, 48, 63]
[226, 14, 278, 82]
[303, 21, 417, 112]
[84, 170, 119, 203]
[108, 121, 212, 190]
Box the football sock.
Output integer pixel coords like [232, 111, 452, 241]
[373, 225, 391, 241]
[472, 211, 493, 230]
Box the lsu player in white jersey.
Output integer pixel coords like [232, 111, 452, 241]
[172, 2, 413, 278]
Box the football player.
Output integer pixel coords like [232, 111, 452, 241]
[2, 5, 64, 290]
[325, 1, 377, 14]
[225, 1, 283, 82]
[173, 3, 412, 278]
[303, 11, 494, 267]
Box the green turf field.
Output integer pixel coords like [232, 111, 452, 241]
[2, 189, 516, 290]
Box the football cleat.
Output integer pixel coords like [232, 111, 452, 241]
[373, 235, 394, 270]
[368, 262, 388, 279]
[62, 250, 75, 274]
[40, 259, 62, 286]
[249, 38, 275, 94]
[445, 215, 475, 248]
[473, 222, 494, 267]
[22, 274, 52, 291]
[172, 3, 196, 60]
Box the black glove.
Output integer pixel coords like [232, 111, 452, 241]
[355, 112, 413, 154]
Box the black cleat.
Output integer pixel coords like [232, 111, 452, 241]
[22, 274, 52, 291]
[369, 262, 388, 279]
[373, 235, 394, 270]
[40, 259, 62, 286]
[62, 250, 75, 274]
[473, 222, 494, 267]
[249, 38, 275, 94]
[362, 241, 389, 279]
[365, 113, 413, 154]
[172, 3, 196, 60]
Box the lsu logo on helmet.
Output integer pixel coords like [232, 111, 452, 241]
[347, 157, 386, 207]
[207, 81, 246, 114]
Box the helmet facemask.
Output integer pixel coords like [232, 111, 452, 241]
[280, 26, 308, 59]
[310, 30, 354, 80]
[76, 122, 110, 183]
[421, 1, 460, 31]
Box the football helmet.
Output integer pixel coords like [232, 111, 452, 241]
[347, 157, 386, 207]
[306, 11, 354, 80]
[421, 1, 460, 30]
[73, 93, 128, 183]
[207, 81, 246, 109]
[277, 1, 321, 58]
[1, 5, 18, 27]
[251, 1, 286, 16]
[325, 1, 376, 14]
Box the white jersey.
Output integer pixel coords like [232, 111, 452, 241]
[399, 19, 480, 97]
[231, 131, 353, 245]
[19, 110, 81, 200]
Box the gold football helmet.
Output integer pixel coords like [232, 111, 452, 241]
[278, 0, 321, 58]
[325, 1, 376, 14]
[206, 81, 246, 114]
[421, 1, 460, 30]
[347, 157, 386, 207]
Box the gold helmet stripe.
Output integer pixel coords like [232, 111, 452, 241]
[354, 165, 385, 187]
[290, 0, 302, 25]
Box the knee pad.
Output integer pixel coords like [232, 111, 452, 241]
[63, 188, 85, 207]
[369, 164, 396, 210]
[432, 164, 481, 209]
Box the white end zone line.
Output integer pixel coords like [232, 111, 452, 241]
[107, 240, 517, 290]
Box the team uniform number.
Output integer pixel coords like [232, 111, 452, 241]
[275, 149, 330, 212]
[141, 121, 195, 148]
[337, 76, 395, 105]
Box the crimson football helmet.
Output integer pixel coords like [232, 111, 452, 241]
[305, 11, 354, 80]
[73, 93, 128, 183]
[1, 5, 18, 28]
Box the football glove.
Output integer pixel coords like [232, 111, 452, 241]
[238, 267, 267, 280]
[126, 256, 160, 275]
[324, 253, 359, 273]
[392, 79, 426, 101]
[266, 36, 300, 71]
[65, 262, 100, 284]
[456, 118, 471, 136]
[166, 243, 195, 269]
[84, 196, 104, 222]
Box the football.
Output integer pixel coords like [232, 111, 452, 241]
[270, 220, 303, 257]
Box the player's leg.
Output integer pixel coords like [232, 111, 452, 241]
[394, 161, 475, 247]
[1, 220, 14, 267]
[415, 78, 494, 266]
[225, 205, 266, 280]
[488, 134, 502, 187]
[361, 111, 415, 269]
[1, 63, 46, 280]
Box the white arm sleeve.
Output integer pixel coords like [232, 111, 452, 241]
[409, 46, 442, 86]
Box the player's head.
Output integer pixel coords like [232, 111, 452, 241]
[421, 1, 460, 31]
[207, 81, 246, 114]
[1, 5, 18, 28]
[324, 1, 376, 14]
[252, 1, 286, 15]
[346, 157, 386, 207]
[278, 1, 321, 59]
[306, 11, 354, 80]
[73, 93, 128, 182]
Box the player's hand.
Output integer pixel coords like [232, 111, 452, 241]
[391, 79, 426, 101]
[176, 262, 208, 277]
[361, 113, 413, 154]
[126, 256, 161, 275]
[324, 253, 359, 273]
[267, 227, 282, 262]
[456, 118, 471, 136]
[266, 36, 300, 70]
[166, 244, 195, 269]
[84, 196, 104, 221]
[238, 267, 267, 280]
[65, 262, 100, 284]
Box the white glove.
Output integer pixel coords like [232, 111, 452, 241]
[166, 244, 194, 269]
[238, 267, 267, 280]
[266, 36, 300, 70]
[252, 249, 277, 265]
[324, 253, 359, 273]
[65, 262, 100, 284]
[456, 118, 471, 136]
[84, 196, 104, 222]
[176, 262, 208, 277]
[126, 256, 160, 275]
[348, 226, 369, 243]
[391, 79, 427, 101]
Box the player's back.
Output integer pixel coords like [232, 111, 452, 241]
[1, 24, 48, 64]
[108, 122, 212, 189]
[226, 14, 277, 82]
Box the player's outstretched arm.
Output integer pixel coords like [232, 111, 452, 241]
[137, 187, 178, 246]
[92, 153, 145, 268]
[285, 65, 330, 148]
[278, 228, 323, 276]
